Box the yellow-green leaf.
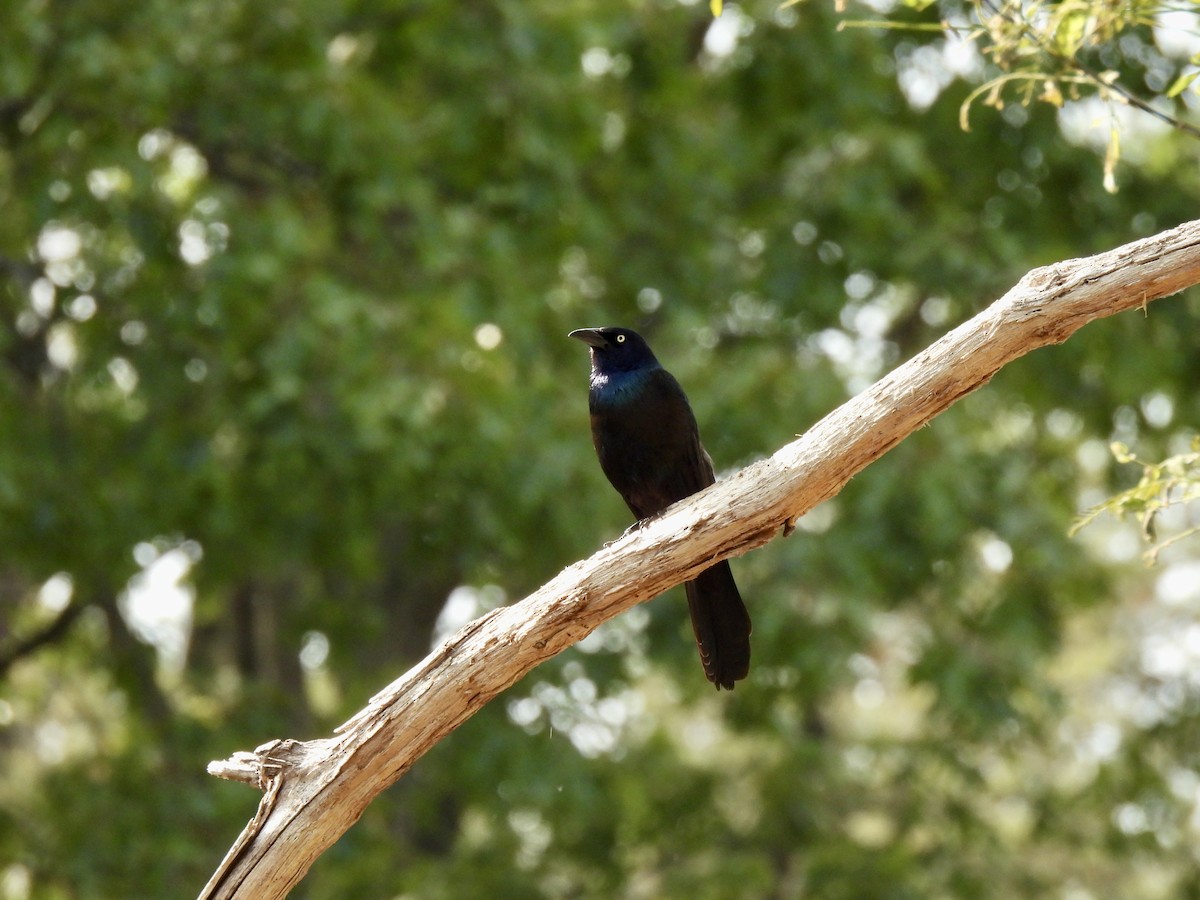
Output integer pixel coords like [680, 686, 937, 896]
[1040, 79, 1063, 108]
[1053, 9, 1088, 57]
[1111, 442, 1134, 464]
[1103, 126, 1120, 194]
[1166, 70, 1200, 99]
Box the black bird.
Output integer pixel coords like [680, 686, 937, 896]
[569, 326, 751, 689]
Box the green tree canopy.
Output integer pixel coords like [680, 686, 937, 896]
[2, 1, 1199, 897]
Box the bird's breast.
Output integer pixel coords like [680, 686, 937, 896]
[587, 368, 647, 409]
[585, 367, 712, 518]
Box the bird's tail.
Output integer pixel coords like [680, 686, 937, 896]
[684, 561, 751, 690]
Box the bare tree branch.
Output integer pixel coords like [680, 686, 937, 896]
[0, 598, 87, 678]
[200, 219, 1200, 900]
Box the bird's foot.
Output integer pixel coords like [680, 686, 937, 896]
[602, 518, 653, 547]
[622, 519, 646, 538]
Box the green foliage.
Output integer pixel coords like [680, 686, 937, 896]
[1, 0, 1199, 897]
[832, 0, 1200, 190]
[1073, 439, 1200, 562]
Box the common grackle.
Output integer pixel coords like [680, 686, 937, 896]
[569, 326, 751, 689]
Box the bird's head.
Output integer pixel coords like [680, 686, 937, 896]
[568, 326, 660, 373]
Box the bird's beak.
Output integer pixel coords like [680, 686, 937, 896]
[568, 328, 608, 349]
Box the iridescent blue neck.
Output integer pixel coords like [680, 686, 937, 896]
[589, 364, 658, 408]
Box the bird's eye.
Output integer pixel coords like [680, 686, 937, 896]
[616, 334, 626, 343]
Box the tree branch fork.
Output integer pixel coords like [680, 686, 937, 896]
[200, 219, 1200, 899]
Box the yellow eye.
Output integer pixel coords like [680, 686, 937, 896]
[616, 334, 626, 343]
